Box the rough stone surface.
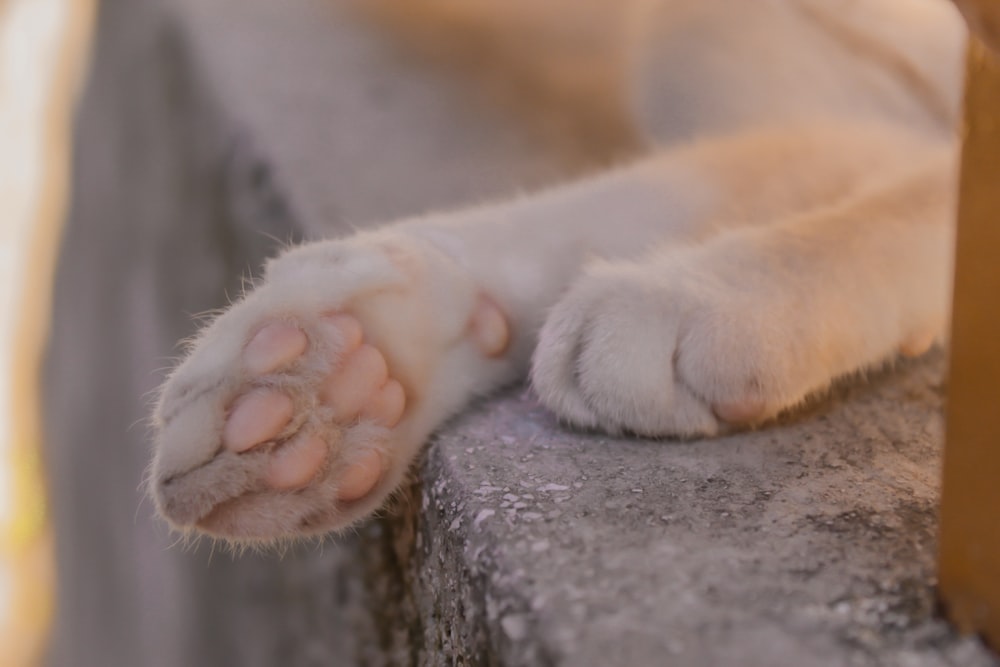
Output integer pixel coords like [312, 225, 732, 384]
[396, 362, 996, 666]
[45, 0, 999, 665]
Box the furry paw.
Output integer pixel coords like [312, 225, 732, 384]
[530, 241, 937, 438]
[150, 234, 511, 542]
[531, 260, 732, 438]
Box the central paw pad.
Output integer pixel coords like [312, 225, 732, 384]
[223, 315, 403, 502]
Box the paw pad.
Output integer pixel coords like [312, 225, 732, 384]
[226, 313, 402, 503]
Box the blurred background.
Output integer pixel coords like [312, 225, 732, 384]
[0, 1, 93, 665]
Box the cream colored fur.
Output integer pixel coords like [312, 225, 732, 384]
[151, 0, 967, 541]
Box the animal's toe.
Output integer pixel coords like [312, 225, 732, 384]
[335, 449, 386, 502]
[244, 322, 308, 374]
[322, 343, 390, 422]
[222, 390, 294, 452]
[712, 398, 766, 425]
[361, 379, 406, 427]
[265, 434, 328, 490]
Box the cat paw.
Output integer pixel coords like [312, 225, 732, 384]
[150, 234, 511, 542]
[158, 314, 403, 539]
[531, 261, 732, 438]
[530, 251, 932, 438]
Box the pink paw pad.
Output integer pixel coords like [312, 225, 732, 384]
[221, 312, 407, 506]
[469, 294, 510, 357]
[265, 434, 327, 490]
[336, 450, 386, 502]
[713, 399, 766, 425]
[223, 390, 294, 452]
[322, 344, 389, 422]
[900, 331, 936, 358]
[244, 322, 308, 375]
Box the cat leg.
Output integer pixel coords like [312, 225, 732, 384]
[531, 153, 956, 437]
[146, 129, 775, 542]
[628, 0, 965, 145]
[152, 124, 939, 541]
[150, 232, 515, 543]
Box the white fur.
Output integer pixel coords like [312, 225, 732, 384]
[151, 0, 967, 541]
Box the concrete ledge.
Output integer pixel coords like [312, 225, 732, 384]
[47, 0, 999, 664]
[399, 368, 995, 666]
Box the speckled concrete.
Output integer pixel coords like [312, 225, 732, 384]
[48, 0, 999, 664]
[374, 356, 995, 666]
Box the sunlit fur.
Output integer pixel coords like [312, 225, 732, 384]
[151, 0, 966, 543]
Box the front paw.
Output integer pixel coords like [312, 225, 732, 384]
[150, 234, 511, 543]
[530, 257, 823, 438]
